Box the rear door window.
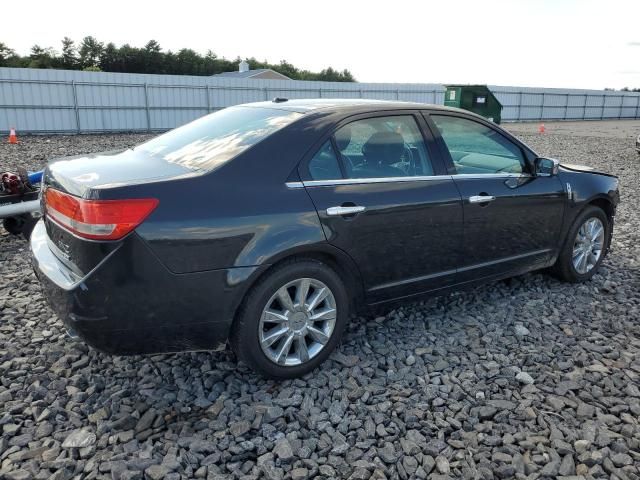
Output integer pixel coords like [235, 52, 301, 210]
[334, 115, 434, 178]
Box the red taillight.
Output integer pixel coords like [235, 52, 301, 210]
[44, 188, 159, 240]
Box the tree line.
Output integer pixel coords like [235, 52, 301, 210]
[0, 37, 356, 82]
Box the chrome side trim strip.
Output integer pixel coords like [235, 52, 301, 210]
[286, 173, 532, 189]
[453, 173, 532, 179]
[301, 175, 443, 188]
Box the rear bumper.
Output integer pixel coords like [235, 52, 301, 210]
[30, 220, 260, 355]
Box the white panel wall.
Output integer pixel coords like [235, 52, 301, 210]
[1, 68, 639, 133]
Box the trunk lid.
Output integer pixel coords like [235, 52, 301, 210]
[45, 148, 200, 198]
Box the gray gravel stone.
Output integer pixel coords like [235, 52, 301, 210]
[515, 371, 534, 384]
[435, 456, 449, 474]
[424, 438, 447, 457]
[61, 429, 96, 448]
[272, 438, 294, 462]
[145, 464, 170, 480]
[610, 452, 633, 467]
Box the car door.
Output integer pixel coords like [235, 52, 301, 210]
[298, 111, 463, 303]
[426, 112, 566, 280]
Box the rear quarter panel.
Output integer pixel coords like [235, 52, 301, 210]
[123, 112, 339, 273]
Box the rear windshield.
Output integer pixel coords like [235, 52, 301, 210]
[135, 106, 302, 172]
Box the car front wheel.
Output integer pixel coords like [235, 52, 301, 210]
[551, 205, 610, 282]
[230, 258, 349, 379]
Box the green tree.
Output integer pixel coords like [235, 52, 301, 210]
[144, 40, 164, 73]
[78, 36, 103, 69]
[29, 45, 56, 68]
[175, 48, 201, 75]
[99, 42, 119, 71]
[274, 60, 299, 79]
[61, 37, 78, 69]
[0, 42, 15, 66]
[0, 37, 356, 81]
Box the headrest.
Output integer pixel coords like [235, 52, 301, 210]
[362, 131, 404, 165]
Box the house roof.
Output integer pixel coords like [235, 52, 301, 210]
[211, 69, 291, 80]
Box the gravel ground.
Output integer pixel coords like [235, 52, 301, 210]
[0, 123, 639, 480]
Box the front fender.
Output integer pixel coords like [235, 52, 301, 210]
[557, 170, 619, 246]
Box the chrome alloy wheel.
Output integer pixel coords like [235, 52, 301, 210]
[259, 278, 337, 366]
[572, 217, 605, 274]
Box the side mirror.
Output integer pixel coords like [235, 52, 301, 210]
[534, 157, 559, 176]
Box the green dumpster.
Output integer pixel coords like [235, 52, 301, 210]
[444, 85, 502, 124]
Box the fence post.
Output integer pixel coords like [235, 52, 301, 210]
[618, 95, 622, 119]
[540, 92, 545, 121]
[564, 93, 569, 120]
[206, 86, 211, 113]
[319, 88, 323, 98]
[263, 88, 269, 100]
[583, 94, 587, 120]
[71, 80, 80, 133]
[601, 94, 605, 119]
[358, 89, 363, 99]
[517, 92, 522, 121]
[143, 83, 151, 132]
[636, 95, 640, 119]
[396, 89, 400, 100]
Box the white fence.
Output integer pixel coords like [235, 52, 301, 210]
[491, 85, 640, 121]
[0, 67, 639, 134]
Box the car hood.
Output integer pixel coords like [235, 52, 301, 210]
[559, 163, 617, 178]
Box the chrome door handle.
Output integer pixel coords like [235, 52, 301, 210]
[469, 195, 496, 204]
[326, 205, 366, 216]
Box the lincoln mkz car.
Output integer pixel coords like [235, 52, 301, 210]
[31, 99, 620, 378]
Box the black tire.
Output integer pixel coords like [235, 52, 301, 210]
[230, 258, 349, 379]
[551, 205, 610, 283]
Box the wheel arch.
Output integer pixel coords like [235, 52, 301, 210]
[229, 244, 365, 333]
[585, 195, 615, 222]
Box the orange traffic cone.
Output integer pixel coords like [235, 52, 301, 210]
[8, 127, 18, 144]
[538, 123, 546, 134]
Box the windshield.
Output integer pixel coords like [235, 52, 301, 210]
[135, 106, 303, 172]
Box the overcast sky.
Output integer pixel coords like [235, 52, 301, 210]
[6, 0, 640, 89]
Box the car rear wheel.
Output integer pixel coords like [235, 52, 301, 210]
[551, 205, 610, 282]
[230, 258, 348, 379]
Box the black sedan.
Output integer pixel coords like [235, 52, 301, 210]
[31, 99, 619, 378]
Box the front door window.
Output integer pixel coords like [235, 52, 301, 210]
[431, 115, 526, 175]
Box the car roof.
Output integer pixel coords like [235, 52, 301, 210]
[239, 98, 467, 115]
